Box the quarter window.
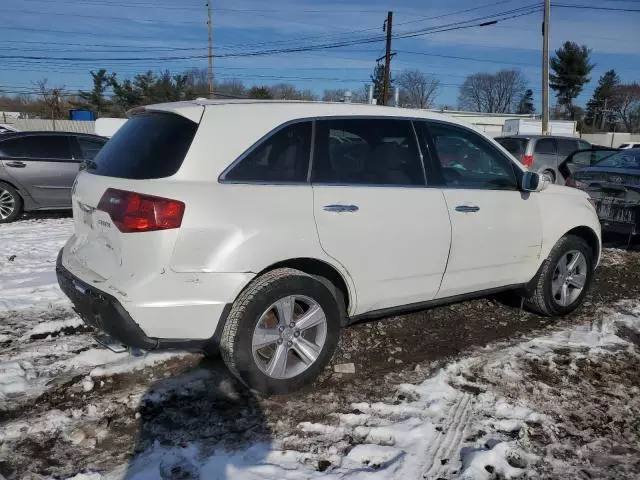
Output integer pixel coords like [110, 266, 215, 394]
[224, 122, 312, 183]
[425, 121, 517, 190]
[534, 138, 556, 155]
[77, 137, 106, 161]
[312, 118, 425, 186]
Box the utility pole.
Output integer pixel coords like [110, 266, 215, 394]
[207, 1, 214, 99]
[382, 11, 393, 106]
[542, 0, 550, 135]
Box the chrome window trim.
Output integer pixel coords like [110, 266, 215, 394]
[219, 114, 464, 187]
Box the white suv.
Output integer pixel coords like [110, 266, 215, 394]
[57, 100, 601, 394]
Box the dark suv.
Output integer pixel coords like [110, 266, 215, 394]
[0, 131, 107, 223]
[495, 135, 591, 184]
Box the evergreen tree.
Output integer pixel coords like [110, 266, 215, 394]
[516, 89, 535, 114]
[370, 63, 393, 105]
[549, 41, 594, 120]
[585, 69, 620, 130]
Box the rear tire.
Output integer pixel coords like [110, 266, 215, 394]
[220, 268, 341, 395]
[0, 182, 23, 223]
[525, 235, 594, 316]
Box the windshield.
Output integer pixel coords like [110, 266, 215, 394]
[595, 150, 640, 169]
[495, 137, 527, 157]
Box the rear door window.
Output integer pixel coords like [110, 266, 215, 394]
[223, 122, 312, 183]
[495, 137, 527, 157]
[312, 118, 425, 186]
[90, 113, 197, 179]
[557, 138, 579, 157]
[534, 138, 556, 155]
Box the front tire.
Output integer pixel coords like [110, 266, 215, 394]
[0, 182, 23, 223]
[220, 268, 341, 395]
[526, 235, 594, 316]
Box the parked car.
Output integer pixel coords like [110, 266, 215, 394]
[558, 147, 620, 186]
[619, 142, 640, 149]
[561, 148, 640, 238]
[495, 135, 591, 184]
[0, 131, 107, 223]
[56, 101, 601, 394]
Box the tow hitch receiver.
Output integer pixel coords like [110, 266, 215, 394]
[94, 333, 128, 353]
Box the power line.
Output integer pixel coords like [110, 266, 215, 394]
[552, 3, 640, 12]
[397, 50, 539, 67]
[0, 39, 206, 51]
[0, 5, 543, 64]
[0, 1, 537, 56]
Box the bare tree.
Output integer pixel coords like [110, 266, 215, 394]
[458, 69, 527, 113]
[323, 89, 347, 102]
[35, 79, 66, 120]
[269, 83, 315, 100]
[611, 83, 640, 133]
[215, 79, 246, 98]
[397, 70, 439, 109]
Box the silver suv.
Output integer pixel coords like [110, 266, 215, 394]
[0, 131, 107, 223]
[495, 135, 591, 184]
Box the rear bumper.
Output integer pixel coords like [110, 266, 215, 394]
[600, 220, 638, 236]
[56, 250, 230, 352]
[597, 205, 639, 236]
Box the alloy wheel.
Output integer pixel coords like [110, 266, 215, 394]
[551, 250, 588, 307]
[252, 295, 328, 380]
[0, 188, 16, 220]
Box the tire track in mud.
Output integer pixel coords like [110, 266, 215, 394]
[421, 392, 473, 479]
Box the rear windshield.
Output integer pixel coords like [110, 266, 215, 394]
[495, 137, 527, 157]
[596, 150, 640, 169]
[90, 112, 197, 179]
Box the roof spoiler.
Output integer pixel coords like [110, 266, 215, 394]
[126, 106, 147, 118]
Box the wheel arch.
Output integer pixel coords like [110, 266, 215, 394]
[258, 257, 353, 324]
[0, 178, 34, 211]
[565, 225, 601, 264]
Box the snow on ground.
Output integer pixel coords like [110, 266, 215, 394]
[0, 218, 185, 408]
[54, 303, 640, 480]
[1, 218, 639, 479]
[0, 218, 73, 311]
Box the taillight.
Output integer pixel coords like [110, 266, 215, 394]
[521, 155, 534, 168]
[97, 188, 185, 233]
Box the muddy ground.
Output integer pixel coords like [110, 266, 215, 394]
[1, 238, 639, 479]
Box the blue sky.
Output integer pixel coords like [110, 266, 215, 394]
[1, 0, 639, 110]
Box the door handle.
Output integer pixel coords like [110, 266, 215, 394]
[5, 161, 26, 168]
[455, 205, 480, 213]
[323, 204, 359, 213]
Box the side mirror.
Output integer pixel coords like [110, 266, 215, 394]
[522, 171, 547, 192]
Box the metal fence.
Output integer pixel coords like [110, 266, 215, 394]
[9, 119, 95, 134]
[580, 132, 640, 147]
